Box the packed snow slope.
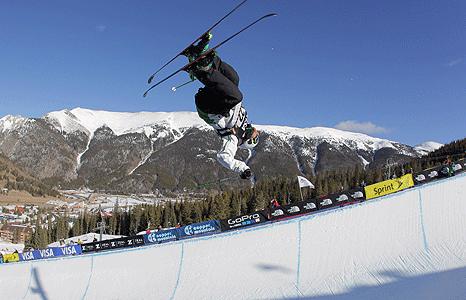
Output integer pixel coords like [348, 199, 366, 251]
[1, 174, 466, 300]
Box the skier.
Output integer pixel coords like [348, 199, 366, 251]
[183, 32, 259, 180]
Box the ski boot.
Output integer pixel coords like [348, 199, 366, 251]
[183, 32, 216, 77]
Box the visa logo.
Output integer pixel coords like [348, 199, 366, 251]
[39, 248, 54, 258]
[60, 246, 77, 256]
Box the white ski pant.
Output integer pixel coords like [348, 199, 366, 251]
[217, 134, 249, 174]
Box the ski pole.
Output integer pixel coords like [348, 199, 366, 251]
[171, 79, 196, 92]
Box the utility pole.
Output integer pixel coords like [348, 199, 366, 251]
[93, 204, 108, 242]
[385, 158, 398, 180]
[98, 221, 106, 241]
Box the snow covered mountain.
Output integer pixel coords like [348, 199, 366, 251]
[0, 108, 434, 192]
[414, 141, 443, 156]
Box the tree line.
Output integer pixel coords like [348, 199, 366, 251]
[26, 137, 465, 249]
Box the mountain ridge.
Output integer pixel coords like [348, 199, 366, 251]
[0, 108, 441, 192]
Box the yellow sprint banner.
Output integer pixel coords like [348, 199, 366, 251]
[365, 174, 414, 200]
[2, 253, 20, 263]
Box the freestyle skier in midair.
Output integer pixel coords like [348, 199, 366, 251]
[182, 32, 259, 180]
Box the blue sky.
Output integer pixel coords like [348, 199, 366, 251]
[0, 0, 464, 146]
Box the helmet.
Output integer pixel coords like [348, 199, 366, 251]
[239, 125, 259, 150]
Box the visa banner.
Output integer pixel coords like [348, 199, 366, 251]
[365, 174, 414, 200]
[19, 245, 82, 262]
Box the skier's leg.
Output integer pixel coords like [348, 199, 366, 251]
[196, 69, 243, 111]
[216, 135, 249, 174]
[213, 57, 240, 87]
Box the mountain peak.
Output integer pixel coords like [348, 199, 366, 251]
[414, 141, 443, 155]
[44, 107, 208, 137]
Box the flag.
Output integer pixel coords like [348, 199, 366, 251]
[297, 176, 314, 188]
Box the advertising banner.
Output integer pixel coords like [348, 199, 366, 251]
[414, 166, 443, 185]
[220, 211, 269, 231]
[316, 196, 335, 210]
[365, 174, 414, 200]
[82, 236, 145, 253]
[269, 200, 319, 221]
[414, 159, 465, 186]
[144, 229, 178, 244]
[81, 242, 96, 253]
[19, 245, 82, 262]
[177, 220, 221, 239]
[131, 235, 146, 247]
[2, 253, 19, 263]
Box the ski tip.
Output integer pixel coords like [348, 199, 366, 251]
[266, 13, 278, 18]
[147, 75, 154, 84]
[171, 87, 177, 92]
[143, 91, 148, 98]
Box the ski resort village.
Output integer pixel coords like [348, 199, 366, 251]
[1, 0, 465, 299]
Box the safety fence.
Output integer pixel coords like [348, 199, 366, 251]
[1, 159, 464, 263]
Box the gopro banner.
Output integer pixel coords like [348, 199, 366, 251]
[20, 245, 82, 262]
[365, 174, 414, 200]
[177, 220, 221, 239]
[220, 211, 268, 231]
[144, 229, 178, 244]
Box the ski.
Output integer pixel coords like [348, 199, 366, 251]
[147, 0, 249, 84]
[143, 13, 277, 97]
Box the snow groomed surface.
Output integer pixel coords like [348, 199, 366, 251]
[1, 174, 465, 299]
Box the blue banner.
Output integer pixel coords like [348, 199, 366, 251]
[19, 245, 82, 262]
[177, 220, 221, 239]
[144, 229, 178, 245]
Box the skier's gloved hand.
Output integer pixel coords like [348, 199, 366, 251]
[240, 168, 252, 180]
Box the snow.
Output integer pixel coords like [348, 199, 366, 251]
[257, 125, 400, 152]
[1, 174, 465, 299]
[0, 240, 24, 255]
[1, 108, 421, 165]
[47, 233, 123, 247]
[0, 115, 31, 133]
[358, 154, 370, 167]
[44, 107, 208, 137]
[415, 141, 443, 155]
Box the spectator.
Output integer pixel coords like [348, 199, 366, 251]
[270, 199, 280, 209]
[157, 225, 162, 231]
[175, 223, 181, 228]
[443, 156, 455, 177]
